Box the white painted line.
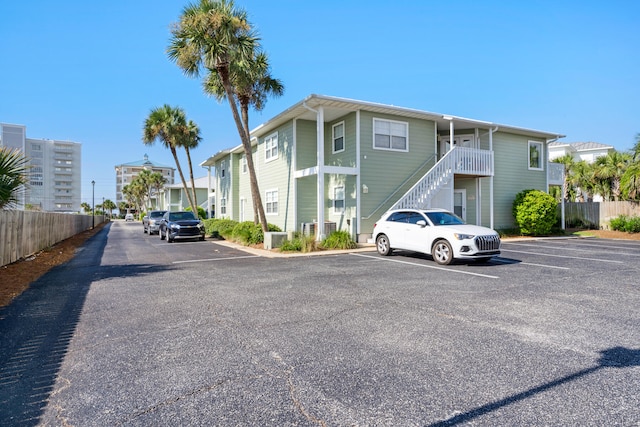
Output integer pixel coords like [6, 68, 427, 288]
[504, 242, 640, 256]
[500, 249, 623, 263]
[492, 258, 570, 270]
[172, 255, 260, 264]
[351, 253, 499, 279]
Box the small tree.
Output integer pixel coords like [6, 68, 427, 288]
[513, 189, 558, 236]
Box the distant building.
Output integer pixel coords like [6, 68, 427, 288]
[160, 175, 214, 217]
[548, 141, 613, 163]
[114, 154, 175, 208]
[1, 122, 81, 212]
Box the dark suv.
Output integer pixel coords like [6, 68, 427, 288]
[159, 211, 205, 242]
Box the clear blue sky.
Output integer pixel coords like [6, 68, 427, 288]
[1, 0, 638, 206]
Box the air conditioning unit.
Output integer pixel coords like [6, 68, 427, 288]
[301, 221, 336, 236]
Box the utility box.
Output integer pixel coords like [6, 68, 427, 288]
[264, 232, 288, 250]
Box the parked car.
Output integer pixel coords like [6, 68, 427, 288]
[159, 211, 205, 242]
[143, 210, 167, 235]
[372, 208, 500, 265]
[125, 213, 134, 222]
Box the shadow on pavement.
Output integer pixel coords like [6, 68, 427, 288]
[0, 223, 174, 426]
[429, 346, 640, 426]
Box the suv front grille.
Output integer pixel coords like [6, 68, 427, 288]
[475, 235, 501, 251]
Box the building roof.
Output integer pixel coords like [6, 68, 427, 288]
[548, 141, 613, 152]
[201, 94, 566, 166]
[165, 175, 212, 189]
[116, 154, 174, 169]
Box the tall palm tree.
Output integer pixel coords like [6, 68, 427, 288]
[142, 105, 198, 215]
[103, 199, 117, 219]
[148, 171, 167, 209]
[80, 202, 92, 214]
[178, 120, 202, 217]
[0, 147, 29, 210]
[168, 0, 276, 232]
[203, 49, 283, 222]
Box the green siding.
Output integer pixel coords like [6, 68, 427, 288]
[455, 177, 477, 224]
[491, 132, 547, 229]
[359, 111, 436, 233]
[296, 119, 317, 170]
[325, 113, 357, 169]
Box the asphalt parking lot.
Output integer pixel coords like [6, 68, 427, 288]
[1, 220, 639, 426]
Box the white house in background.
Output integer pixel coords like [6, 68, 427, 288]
[548, 141, 614, 202]
[548, 141, 613, 163]
[161, 175, 214, 217]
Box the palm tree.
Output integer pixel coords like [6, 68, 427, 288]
[593, 150, 631, 201]
[103, 199, 117, 219]
[178, 120, 202, 216]
[168, 0, 279, 232]
[148, 171, 167, 209]
[142, 105, 198, 215]
[203, 49, 283, 222]
[80, 202, 92, 214]
[552, 154, 577, 201]
[0, 147, 29, 210]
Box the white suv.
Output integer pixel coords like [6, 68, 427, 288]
[373, 208, 500, 264]
[125, 213, 134, 222]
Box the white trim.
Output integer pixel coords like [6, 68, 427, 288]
[265, 188, 278, 215]
[528, 140, 544, 171]
[332, 121, 345, 154]
[454, 189, 466, 221]
[372, 118, 409, 152]
[264, 132, 279, 163]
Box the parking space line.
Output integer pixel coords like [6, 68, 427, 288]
[501, 249, 623, 263]
[173, 255, 260, 264]
[352, 253, 499, 279]
[503, 242, 640, 257]
[492, 258, 570, 270]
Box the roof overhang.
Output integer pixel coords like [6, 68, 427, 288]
[249, 94, 565, 141]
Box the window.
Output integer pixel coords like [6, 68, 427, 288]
[528, 141, 543, 170]
[266, 189, 278, 214]
[241, 155, 247, 174]
[220, 160, 226, 178]
[220, 198, 227, 215]
[373, 118, 408, 151]
[265, 132, 278, 162]
[333, 186, 345, 213]
[333, 122, 345, 153]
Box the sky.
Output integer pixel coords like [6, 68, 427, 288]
[1, 0, 638, 206]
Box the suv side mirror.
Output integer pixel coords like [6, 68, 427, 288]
[416, 220, 427, 227]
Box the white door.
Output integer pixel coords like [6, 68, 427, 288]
[454, 189, 466, 221]
[440, 135, 475, 155]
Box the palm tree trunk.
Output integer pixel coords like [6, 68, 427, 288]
[184, 147, 199, 216]
[218, 66, 268, 232]
[170, 147, 196, 213]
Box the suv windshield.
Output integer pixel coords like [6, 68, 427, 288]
[149, 211, 166, 219]
[425, 211, 465, 226]
[169, 212, 196, 221]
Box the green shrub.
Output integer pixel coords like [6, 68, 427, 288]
[320, 230, 357, 250]
[203, 218, 239, 239]
[280, 232, 317, 252]
[185, 206, 207, 219]
[512, 189, 558, 236]
[610, 215, 640, 233]
[229, 221, 282, 245]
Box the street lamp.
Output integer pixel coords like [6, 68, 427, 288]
[92, 180, 95, 229]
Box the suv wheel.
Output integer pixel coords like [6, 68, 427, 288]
[432, 240, 453, 265]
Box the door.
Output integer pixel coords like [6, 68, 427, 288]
[454, 189, 466, 221]
[440, 135, 475, 155]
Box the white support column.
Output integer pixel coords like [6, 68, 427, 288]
[489, 127, 496, 229]
[316, 106, 325, 241]
[355, 110, 361, 238]
[206, 165, 212, 218]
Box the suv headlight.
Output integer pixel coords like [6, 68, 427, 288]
[454, 233, 475, 240]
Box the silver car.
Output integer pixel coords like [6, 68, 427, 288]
[143, 210, 167, 235]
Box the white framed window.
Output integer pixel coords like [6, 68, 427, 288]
[373, 118, 408, 151]
[264, 132, 278, 162]
[220, 198, 227, 215]
[220, 160, 226, 178]
[241, 155, 247, 174]
[265, 189, 278, 214]
[333, 186, 345, 213]
[332, 122, 345, 153]
[528, 141, 543, 170]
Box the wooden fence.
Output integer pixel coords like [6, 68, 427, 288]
[0, 211, 105, 267]
[560, 201, 640, 229]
